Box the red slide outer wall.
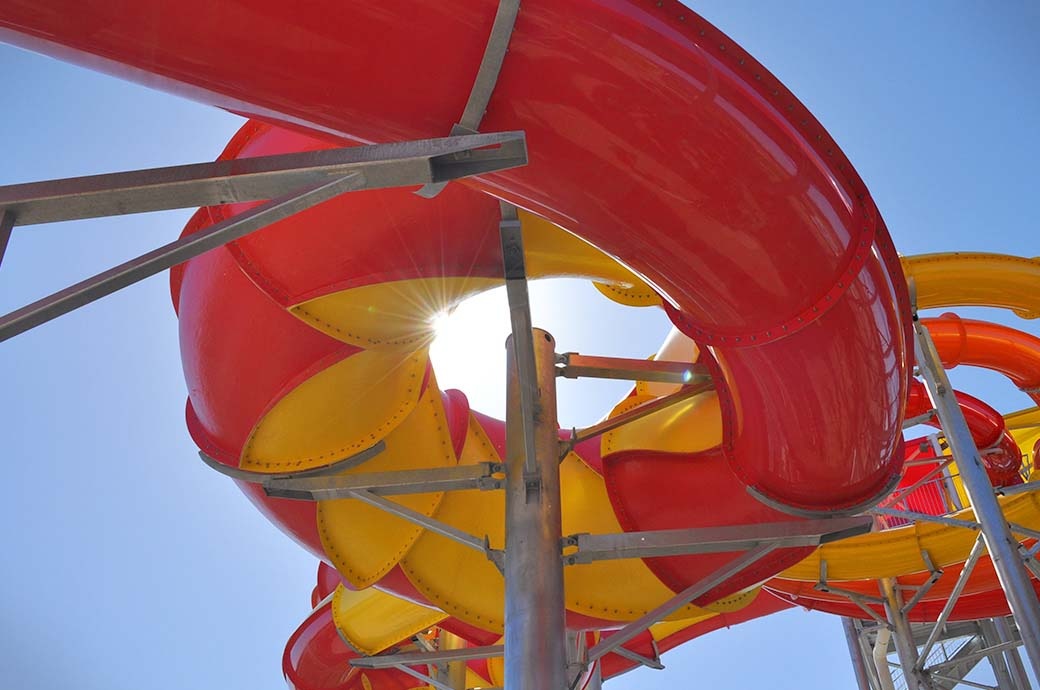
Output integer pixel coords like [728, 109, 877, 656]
[0, 0, 911, 514]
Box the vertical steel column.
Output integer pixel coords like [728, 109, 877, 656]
[881, 578, 934, 690]
[979, 619, 1017, 690]
[857, 625, 885, 690]
[845, 617, 875, 690]
[914, 318, 1040, 676]
[992, 617, 1032, 690]
[504, 328, 567, 690]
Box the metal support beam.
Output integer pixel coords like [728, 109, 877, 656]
[917, 534, 987, 669]
[503, 327, 567, 690]
[979, 619, 1017, 690]
[992, 617, 1033, 690]
[0, 174, 356, 340]
[817, 561, 889, 626]
[0, 131, 527, 342]
[845, 617, 874, 690]
[351, 644, 505, 669]
[562, 382, 714, 453]
[347, 489, 490, 556]
[901, 554, 944, 615]
[564, 516, 871, 564]
[914, 314, 1040, 677]
[0, 131, 526, 225]
[997, 481, 1040, 498]
[555, 353, 710, 385]
[262, 462, 504, 500]
[499, 202, 539, 478]
[881, 578, 934, 690]
[586, 543, 778, 664]
[870, 506, 980, 531]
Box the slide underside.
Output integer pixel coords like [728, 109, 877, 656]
[2, 2, 1038, 687]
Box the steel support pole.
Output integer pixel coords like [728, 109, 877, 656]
[914, 318, 1040, 677]
[881, 578, 934, 690]
[980, 619, 1017, 690]
[992, 617, 1033, 690]
[504, 328, 567, 690]
[844, 618, 874, 690]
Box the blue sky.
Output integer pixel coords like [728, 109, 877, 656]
[0, 2, 1037, 689]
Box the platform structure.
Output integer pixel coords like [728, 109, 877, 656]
[845, 617, 1032, 690]
[2, 132, 1040, 690]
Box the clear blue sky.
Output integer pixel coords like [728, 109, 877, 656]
[0, 2, 1037, 689]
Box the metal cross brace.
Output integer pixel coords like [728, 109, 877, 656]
[869, 506, 980, 531]
[0, 131, 526, 342]
[816, 560, 889, 627]
[926, 641, 1023, 673]
[901, 551, 944, 616]
[915, 534, 987, 670]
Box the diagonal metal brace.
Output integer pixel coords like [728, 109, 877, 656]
[612, 642, 665, 671]
[0, 131, 527, 342]
[561, 381, 715, 456]
[585, 543, 779, 665]
[1, 131, 526, 225]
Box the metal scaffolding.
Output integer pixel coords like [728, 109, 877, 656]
[845, 616, 1033, 690]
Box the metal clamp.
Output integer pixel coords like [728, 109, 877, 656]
[416, 0, 521, 197]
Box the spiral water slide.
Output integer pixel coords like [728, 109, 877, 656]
[768, 257, 1040, 624]
[3, 2, 1039, 688]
